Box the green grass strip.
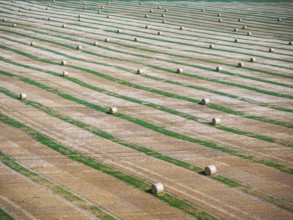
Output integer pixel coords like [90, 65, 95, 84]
[2, 26, 292, 95]
[1, 46, 293, 130]
[2, 69, 291, 147]
[2, 108, 292, 213]
[0, 208, 14, 220]
[0, 151, 118, 220]
[141, 73, 293, 113]
[1, 87, 292, 176]
[0, 113, 217, 220]
[2, 33, 292, 114]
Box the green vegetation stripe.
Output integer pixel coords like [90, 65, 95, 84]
[1, 106, 292, 213]
[0, 113, 217, 220]
[1, 33, 292, 115]
[0, 87, 292, 177]
[0, 208, 14, 220]
[1, 68, 291, 148]
[14, 1, 292, 54]
[0, 152, 118, 220]
[1, 45, 292, 130]
[1, 26, 292, 95]
[2, 7, 293, 75]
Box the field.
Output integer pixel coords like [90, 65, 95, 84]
[0, 0, 293, 219]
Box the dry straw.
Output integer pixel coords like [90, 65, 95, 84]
[20, 93, 27, 100]
[205, 165, 217, 176]
[201, 98, 209, 105]
[151, 183, 164, 194]
[238, 63, 244, 67]
[212, 118, 221, 125]
[109, 107, 118, 114]
[216, 66, 222, 71]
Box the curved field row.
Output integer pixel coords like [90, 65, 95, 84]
[1, 0, 292, 219]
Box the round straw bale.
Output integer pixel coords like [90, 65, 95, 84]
[12, 23, 16, 27]
[212, 118, 221, 125]
[117, 29, 121, 33]
[157, 31, 161, 35]
[216, 66, 222, 71]
[137, 69, 143, 74]
[269, 48, 274, 52]
[145, 14, 149, 18]
[162, 20, 166, 23]
[201, 9, 205, 12]
[145, 25, 149, 29]
[165, 9, 168, 12]
[288, 41, 292, 45]
[218, 13, 221, 17]
[109, 107, 118, 114]
[30, 42, 35, 46]
[20, 93, 27, 100]
[93, 41, 98, 46]
[62, 24, 65, 28]
[209, 44, 214, 49]
[247, 32, 252, 36]
[151, 182, 164, 194]
[205, 165, 217, 176]
[61, 61, 67, 66]
[134, 37, 139, 42]
[201, 98, 209, 105]
[234, 28, 238, 32]
[180, 26, 184, 30]
[158, 6, 161, 9]
[250, 57, 256, 62]
[149, 9, 153, 13]
[218, 19, 222, 22]
[161, 14, 165, 17]
[105, 38, 109, 42]
[238, 62, 244, 67]
[234, 38, 239, 43]
[78, 18, 81, 21]
[76, 45, 82, 50]
[177, 68, 183, 73]
[48, 17, 51, 21]
[238, 18, 242, 22]
[242, 25, 247, 29]
[277, 18, 281, 21]
[62, 71, 68, 76]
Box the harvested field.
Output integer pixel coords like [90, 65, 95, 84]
[0, 0, 293, 219]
